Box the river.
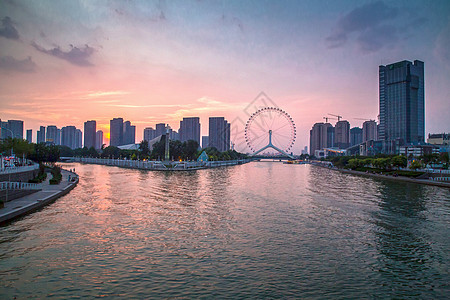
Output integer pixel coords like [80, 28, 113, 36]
[1, 162, 449, 298]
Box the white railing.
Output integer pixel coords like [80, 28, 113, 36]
[424, 169, 450, 174]
[72, 157, 251, 170]
[430, 177, 450, 182]
[0, 164, 39, 175]
[0, 181, 41, 190]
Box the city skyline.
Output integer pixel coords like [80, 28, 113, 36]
[1, 1, 450, 152]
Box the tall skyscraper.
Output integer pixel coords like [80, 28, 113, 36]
[155, 123, 166, 138]
[61, 126, 76, 149]
[350, 127, 363, 146]
[96, 130, 103, 149]
[335, 120, 350, 149]
[379, 60, 424, 151]
[179, 117, 200, 145]
[26, 129, 32, 143]
[170, 130, 179, 141]
[123, 121, 135, 145]
[110, 118, 124, 146]
[326, 126, 335, 148]
[309, 122, 333, 155]
[362, 120, 377, 142]
[56, 128, 61, 145]
[144, 127, 156, 141]
[46, 125, 58, 144]
[0, 120, 23, 139]
[75, 129, 82, 149]
[208, 117, 230, 152]
[202, 136, 209, 148]
[37, 126, 46, 144]
[84, 120, 97, 149]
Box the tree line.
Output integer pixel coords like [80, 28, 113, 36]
[1, 137, 247, 162]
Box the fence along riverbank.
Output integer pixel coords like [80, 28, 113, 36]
[72, 157, 252, 171]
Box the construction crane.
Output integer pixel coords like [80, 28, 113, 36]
[328, 113, 342, 122]
[323, 116, 337, 123]
[354, 118, 375, 122]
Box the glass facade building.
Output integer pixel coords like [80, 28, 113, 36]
[379, 60, 424, 151]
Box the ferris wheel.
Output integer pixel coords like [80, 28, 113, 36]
[244, 107, 296, 157]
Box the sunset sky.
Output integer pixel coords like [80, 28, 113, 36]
[1, 0, 449, 153]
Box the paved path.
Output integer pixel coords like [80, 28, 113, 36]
[0, 169, 78, 224]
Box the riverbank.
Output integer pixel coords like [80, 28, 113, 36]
[71, 157, 252, 171]
[0, 169, 78, 224]
[311, 162, 450, 188]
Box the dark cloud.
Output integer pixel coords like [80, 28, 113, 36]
[0, 16, 20, 40]
[434, 23, 450, 69]
[326, 1, 424, 53]
[356, 24, 397, 53]
[31, 42, 95, 66]
[0, 56, 36, 73]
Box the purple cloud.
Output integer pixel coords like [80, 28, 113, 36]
[31, 42, 95, 66]
[326, 1, 401, 52]
[0, 56, 36, 73]
[0, 16, 20, 40]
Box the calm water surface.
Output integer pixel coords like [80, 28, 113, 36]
[0, 162, 449, 298]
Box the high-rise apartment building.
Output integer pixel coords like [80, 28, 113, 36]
[123, 121, 135, 145]
[37, 126, 46, 144]
[202, 136, 209, 148]
[46, 125, 58, 144]
[170, 130, 179, 141]
[350, 127, 363, 146]
[61, 126, 76, 149]
[208, 117, 230, 152]
[75, 129, 82, 149]
[84, 120, 97, 149]
[110, 118, 124, 146]
[144, 127, 156, 141]
[56, 128, 61, 145]
[335, 120, 350, 149]
[26, 129, 32, 143]
[362, 120, 377, 142]
[379, 60, 424, 151]
[179, 117, 201, 145]
[309, 122, 333, 155]
[155, 123, 166, 138]
[96, 130, 103, 149]
[0, 120, 23, 139]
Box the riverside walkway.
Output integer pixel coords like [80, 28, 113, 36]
[0, 169, 78, 224]
[72, 157, 252, 170]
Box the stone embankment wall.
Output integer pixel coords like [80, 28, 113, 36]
[0, 190, 39, 202]
[0, 169, 39, 183]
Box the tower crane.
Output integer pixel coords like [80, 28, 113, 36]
[354, 118, 375, 122]
[323, 116, 337, 123]
[328, 113, 342, 122]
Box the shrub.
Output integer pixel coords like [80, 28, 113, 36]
[49, 165, 62, 185]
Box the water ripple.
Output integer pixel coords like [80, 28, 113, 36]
[0, 163, 448, 298]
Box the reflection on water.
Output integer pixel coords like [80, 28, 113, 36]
[0, 163, 448, 298]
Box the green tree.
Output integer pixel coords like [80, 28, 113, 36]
[58, 145, 74, 157]
[347, 158, 360, 170]
[391, 155, 407, 169]
[139, 140, 150, 157]
[101, 146, 120, 158]
[409, 160, 422, 170]
[0, 138, 33, 158]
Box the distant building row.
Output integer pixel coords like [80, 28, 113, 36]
[310, 120, 377, 156]
[143, 117, 231, 151]
[310, 59, 428, 157]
